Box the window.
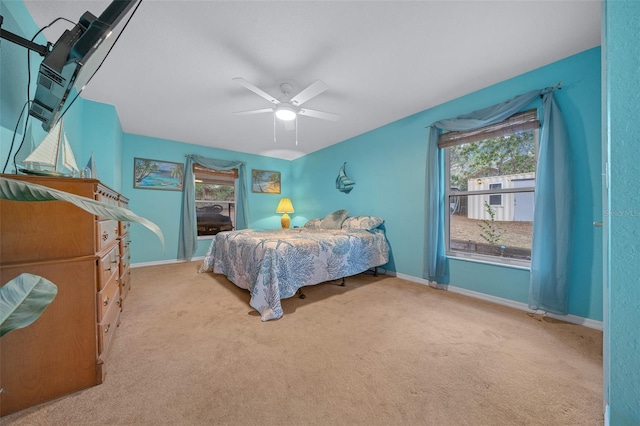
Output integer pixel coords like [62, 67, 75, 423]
[442, 109, 539, 266]
[488, 183, 503, 206]
[194, 165, 237, 238]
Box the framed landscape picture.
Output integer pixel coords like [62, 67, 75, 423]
[251, 169, 281, 194]
[134, 158, 184, 191]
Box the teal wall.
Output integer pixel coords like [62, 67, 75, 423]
[604, 1, 640, 424]
[121, 133, 291, 263]
[0, 0, 42, 134]
[293, 48, 603, 322]
[81, 100, 123, 190]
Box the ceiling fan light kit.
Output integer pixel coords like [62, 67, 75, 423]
[233, 77, 339, 145]
[274, 105, 297, 121]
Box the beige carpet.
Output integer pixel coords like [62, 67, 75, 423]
[3, 261, 603, 425]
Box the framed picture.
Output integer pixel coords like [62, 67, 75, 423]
[134, 158, 184, 191]
[251, 169, 281, 194]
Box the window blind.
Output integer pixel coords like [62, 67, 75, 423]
[438, 109, 539, 148]
[193, 165, 238, 185]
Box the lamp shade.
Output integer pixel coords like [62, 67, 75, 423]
[276, 198, 294, 213]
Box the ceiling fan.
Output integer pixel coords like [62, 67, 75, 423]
[232, 77, 339, 144]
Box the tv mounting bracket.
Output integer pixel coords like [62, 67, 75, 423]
[0, 15, 51, 56]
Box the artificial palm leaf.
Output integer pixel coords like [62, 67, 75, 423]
[0, 176, 164, 247]
[0, 273, 58, 337]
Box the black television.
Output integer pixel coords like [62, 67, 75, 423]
[27, 0, 140, 131]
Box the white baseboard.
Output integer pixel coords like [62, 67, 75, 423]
[131, 256, 204, 269]
[391, 272, 603, 331]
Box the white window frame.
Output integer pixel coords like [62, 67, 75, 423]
[441, 109, 539, 268]
[488, 183, 503, 207]
[194, 166, 237, 240]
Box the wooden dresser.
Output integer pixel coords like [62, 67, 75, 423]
[118, 194, 132, 309]
[0, 175, 131, 416]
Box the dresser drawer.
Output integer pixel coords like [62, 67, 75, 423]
[95, 188, 119, 221]
[97, 219, 119, 253]
[119, 232, 130, 250]
[120, 266, 131, 306]
[119, 246, 130, 274]
[119, 220, 130, 236]
[98, 294, 121, 359]
[98, 245, 119, 291]
[97, 271, 120, 321]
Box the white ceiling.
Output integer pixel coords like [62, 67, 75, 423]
[23, 1, 601, 160]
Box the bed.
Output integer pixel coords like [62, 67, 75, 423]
[199, 212, 390, 321]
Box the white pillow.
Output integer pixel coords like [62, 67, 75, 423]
[303, 218, 321, 229]
[320, 209, 349, 229]
[342, 216, 384, 231]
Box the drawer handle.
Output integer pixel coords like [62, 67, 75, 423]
[102, 231, 109, 241]
[104, 324, 111, 334]
[103, 296, 109, 306]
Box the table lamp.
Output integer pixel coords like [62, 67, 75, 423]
[276, 198, 295, 229]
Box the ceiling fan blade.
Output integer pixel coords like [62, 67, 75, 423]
[233, 78, 280, 105]
[298, 108, 340, 121]
[290, 80, 328, 106]
[233, 108, 273, 115]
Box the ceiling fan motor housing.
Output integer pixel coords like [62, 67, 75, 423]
[279, 83, 295, 98]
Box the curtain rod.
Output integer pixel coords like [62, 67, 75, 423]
[541, 81, 562, 98]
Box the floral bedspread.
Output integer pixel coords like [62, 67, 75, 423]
[199, 228, 390, 321]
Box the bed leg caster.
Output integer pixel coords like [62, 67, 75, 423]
[298, 289, 306, 299]
[339, 277, 345, 286]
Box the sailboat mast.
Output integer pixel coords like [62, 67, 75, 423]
[53, 120, 62, 172]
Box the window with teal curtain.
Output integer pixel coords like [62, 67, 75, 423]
[424, 88, 573, 314]
[178, 155, 249, 261]
[425, 90, 540, 281]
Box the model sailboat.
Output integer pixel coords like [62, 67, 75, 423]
[336, 162, 355, 194]
[85, 151, 99, 179]
[19, 119, 79, 177]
